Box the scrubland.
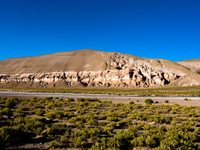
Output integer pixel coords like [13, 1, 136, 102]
[0, 96, 200, 149]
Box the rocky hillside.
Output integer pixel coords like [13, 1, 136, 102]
[0, 49, 199, 88]
[177, 59, 200, 74]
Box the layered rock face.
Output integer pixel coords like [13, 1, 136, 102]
[0, 52, 180, 88]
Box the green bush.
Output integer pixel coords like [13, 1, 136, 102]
[0, 126, 12, 148]
[45, 110, 64, 119]
[77, 98, 85, 102]
[33, 108, 45, 116]
[5, 97, 18, 108]
[165, 100, 169, 103]
[118, 119, 132, 126]
[67, 98, 75, 102]
[145, 99, 154, 105]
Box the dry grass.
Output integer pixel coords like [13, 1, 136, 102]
[1, 85, 200, 97]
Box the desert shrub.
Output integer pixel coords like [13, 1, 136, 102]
[44, 97, 53, 101]
[143, 124, 153, 130]
[90, 137, 107, 150]
[118, 119, 132, 126]
[145, 99, 153, 105]
[5, 97, 18, 108]
[33, 108, 45, 116]
[45, 109, 64, 119]
[68, 116, 85, 124]
[1, 108, 12, 116]
[184, 98, 188, 101]
[33, 127, 43, 135]
[106, 116, 120, 121]
[145, 136, 157, 147]
[73, 135, 87, 148]
[0, 126, 12, 148]
[0, 95, 200, 149]
[160, 126, 196, 149]
[87, 119, 97, 126]
[102, 101, 112, 105]
[77, 98, 85, 102]
[131, 135, 146, 147]
[165, 100, 169, 103]
[14, 117, 44, 135]
[45, 102, 54, 109]
[149, 114, 171, 124]
[72, 127, 101, 147]
[0, 97, 7, 104]
[49, 139, 62, 147]
[134, 104, 142, 109]
[159, 125, 166, 131]
[85, 98, 101, 103]
[16, 107, 29, 113]
[128, 111, 147, 121]
[104, 111, 118, 117]
[106, 130, 135, 149]
[67, 98, 75, 102]
[104, 122, 116, 135]
[129, 101, 134, 105]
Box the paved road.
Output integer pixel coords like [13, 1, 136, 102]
[0, 91, 200, 100]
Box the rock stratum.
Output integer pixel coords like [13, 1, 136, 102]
[0, 49, 200, 88]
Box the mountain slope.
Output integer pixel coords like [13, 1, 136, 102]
[0, 49, 199, 88]
[0, 49, 111, 74]
[177, 59, 200, 74]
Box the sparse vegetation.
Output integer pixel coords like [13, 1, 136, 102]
[145, 99, 153, 105]
[1, 85, 200, 96]
[165, 100, 169, 103]
[0, 96, 200, 149]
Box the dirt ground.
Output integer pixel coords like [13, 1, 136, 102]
[99, 97, 200, 106]
[1, 94, 199, 106]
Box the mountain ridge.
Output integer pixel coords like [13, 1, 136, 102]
[0, 49, 199, 88]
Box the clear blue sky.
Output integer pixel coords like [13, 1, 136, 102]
[0, 0, 199, 61]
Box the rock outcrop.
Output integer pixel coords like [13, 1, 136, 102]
[0, 49, 198, 88]
[0, 51, 180, 88]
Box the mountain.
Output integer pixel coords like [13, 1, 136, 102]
[0, 49, 199, 88]
[177, 59, 200, 74]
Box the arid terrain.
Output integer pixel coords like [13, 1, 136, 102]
[1, 49, 200, 89]
[0, 49, 200, 150]
[1, 96, 200, 150]
[0, 91, 200, 107]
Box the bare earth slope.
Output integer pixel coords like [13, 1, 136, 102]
[0, 49, 199, 88]
[0, 49, 111, 74]
[177, 59, 200, 74]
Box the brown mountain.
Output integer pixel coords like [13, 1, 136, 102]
[177, 59, 200, 74]
[0, 49, 199, 88]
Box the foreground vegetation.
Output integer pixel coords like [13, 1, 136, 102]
[0, 97, 200, 149]
[1, 85, 200, 96]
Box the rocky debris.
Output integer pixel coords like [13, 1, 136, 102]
[0, 52, 180, 88]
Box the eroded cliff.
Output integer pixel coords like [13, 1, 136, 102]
[1, 50, 188, 88]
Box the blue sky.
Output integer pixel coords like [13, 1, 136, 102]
[0, 0, 199, 61]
